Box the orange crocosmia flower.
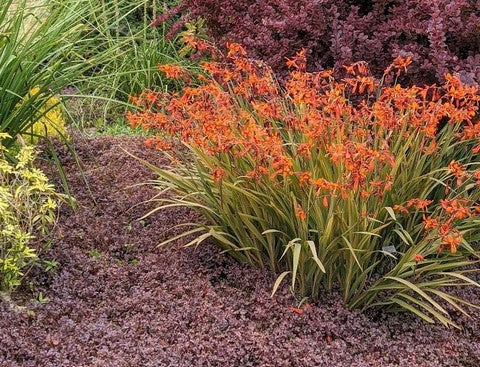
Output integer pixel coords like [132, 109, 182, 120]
[252, 100, 281, 119]
[158, 64, 186, 79]
[144, 137, 157, 149]
[211, 167, 226, 182]
[314, 178, 337, 192]
[143, 137, 172, 151]
[473, 170, 480, 186]
[357, 76, 376, 93]
[271, 155, 294, 178]
[442, 232, 462, 254]
[322, 196, 329, 208]
[449, 160, 466, 186]
[440, 199, 470, 220]
[297, 143, 312, 158]
[406, 198, 433, 210]
[299, 171, 312, 186]
[295, 205, 307, 221]
[393, 204, 409, 214]
[326, 144, 346, 164]
[422, 215, 439, 230]
[344, 61, 369, 76]
[145, 92, 159, 105]
[226, 42, 247, 58]
[286, 49, 307, 71]
[155, 140, 173, 151]
[414, 254, 425, 263]
[424, 140, 438, 155]
[439, 222, 452, 236]
[360, 189, 370, 199]
[344, 64, 357, 76]
[391, 55, 412, 74]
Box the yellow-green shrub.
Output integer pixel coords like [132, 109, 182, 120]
[20, 87, 68, 144]
[0, 133, 60, 291]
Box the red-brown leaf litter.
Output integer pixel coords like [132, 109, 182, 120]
[1, 135, 479, 367]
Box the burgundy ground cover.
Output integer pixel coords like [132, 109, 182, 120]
[1, 134, 479, 367]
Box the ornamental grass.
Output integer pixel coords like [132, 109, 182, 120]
[127, 43, 480, 327]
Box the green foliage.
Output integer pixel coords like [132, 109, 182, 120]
[63, 0, 190, 128]
[0, 0, 96, 146]
[0, 134, 61, 291]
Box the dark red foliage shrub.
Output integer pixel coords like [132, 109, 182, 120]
[156, 0, 480, 85]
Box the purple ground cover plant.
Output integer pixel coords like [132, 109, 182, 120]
[1, 135, 479, 366]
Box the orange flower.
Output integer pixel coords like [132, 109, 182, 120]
[127, 43, 480, 264]
[406, 198, 433, 211]
[295, 205, 307, 221]
[299, 171, 312, 186]
[442, 232, 462, 254]
[158, 64, 186, 79]
[391, 55, 412, 75]
[226, 42, 247, 58]
[343, 62, 369, 76]
[422, 215, 439, 230]
[449, 160, 466, 186]
[297, 143, 312, 158]
[424, 140, 438, 155]
[474, 170, 480, 187]
[440, 199, 470, 220]
[211, 167, 226, 182]
[286, 49, 307, 71]
[314, 178, 337, 192]
[414, 254, 425, 263]
[393, 204, 409, 215]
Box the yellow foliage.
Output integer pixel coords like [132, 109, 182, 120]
[21, 87, 69, 144]
[0, 133, 60, 290]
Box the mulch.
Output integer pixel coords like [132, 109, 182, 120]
[1, 134, 479, 367]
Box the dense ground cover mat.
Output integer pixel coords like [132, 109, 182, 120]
[127, 44, 480, 326]
[0, 135, 479, 367]
[157, 0, 480, 85]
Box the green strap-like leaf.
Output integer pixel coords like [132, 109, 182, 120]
[271, 271, 290, 297]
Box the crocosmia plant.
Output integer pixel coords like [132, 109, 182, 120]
[127, 43, 480, 327]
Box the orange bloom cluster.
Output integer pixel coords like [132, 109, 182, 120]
[396, 193, 476, 254]
[127, 43, 480, 254]
[295, 204, 307, 221]
[158, 64, 187, 79]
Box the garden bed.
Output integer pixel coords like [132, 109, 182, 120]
[1, 134, 479, 367]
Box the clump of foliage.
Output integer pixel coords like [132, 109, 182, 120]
[0, 0, 96, 146]
[128, 43, 480, 327]
[0, 134, 60, 291]
[66, 0, 192, 128]
[19, 87, 68, 144]
[156, 0, 480, 85]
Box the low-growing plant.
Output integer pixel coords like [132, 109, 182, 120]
[128, 43, 480, 327]
[0, 134, 61, 291]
